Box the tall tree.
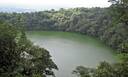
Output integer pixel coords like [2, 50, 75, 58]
[109, 0, 128, 25]
[0, 22, 58, 77]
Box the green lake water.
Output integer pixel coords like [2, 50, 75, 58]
[27, 31, 118, 77]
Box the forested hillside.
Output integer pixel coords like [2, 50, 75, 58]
[0, 7, 127, 53]
[73, 0, 128, 77]
[0, 0, 128, 77]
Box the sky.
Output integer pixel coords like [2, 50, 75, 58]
[0, 0, 111, 10]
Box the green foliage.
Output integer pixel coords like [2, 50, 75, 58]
[0, 23, 20, 76]
[73, 1, 128, 77]
[72, 66, 95, 77]
[0, 7, 127, 53]
[0, 23, 58, 77]
[93, 62, 114, 77]
[109, 0, 128, 25]
[0, 2, 127, 77]
[117, 53, 128, 62]
[73, 61, 128, 77]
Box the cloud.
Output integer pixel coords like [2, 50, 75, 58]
[0, 0, 111, 9]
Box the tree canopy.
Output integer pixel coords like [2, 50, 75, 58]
[0, 22, 58, 77]
[0, 1, 128, 77]
[0, 7, 127, 53]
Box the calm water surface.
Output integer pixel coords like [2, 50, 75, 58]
[27, 31, 118, 77]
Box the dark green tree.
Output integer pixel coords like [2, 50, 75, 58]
[109, 0, 128, 25]
[0, 22, 58, 77]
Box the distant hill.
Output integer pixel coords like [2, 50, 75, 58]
[0, 7, 37, 13]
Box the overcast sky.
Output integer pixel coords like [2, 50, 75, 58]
[0, 0, 111, 10]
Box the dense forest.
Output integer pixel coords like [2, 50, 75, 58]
[0, 5, 127, 54]
[0, 23, 58, 77]
[0, 0, 128, 77]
